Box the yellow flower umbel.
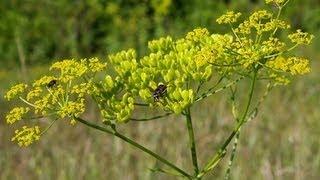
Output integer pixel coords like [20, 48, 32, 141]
[88, 57, 107, 72]
[57, 100, 85, 118]
[267, 56, 311, 75]
[11, 126, 41, 147]
[216, 11, 241, 24]
[5, 107, 30, 124]
[4, 83, 28, 100]
[50, 59, 88, 83]
[288, 29, 315, 45]
[4, 57, 109, 146]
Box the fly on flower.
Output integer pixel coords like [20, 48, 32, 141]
[47, 79, 57, 88]
[153, 84, 167, 102]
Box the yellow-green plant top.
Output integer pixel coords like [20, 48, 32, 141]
[4, 0, 313, 147]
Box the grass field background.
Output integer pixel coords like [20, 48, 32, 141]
[1, 0, 320, 179]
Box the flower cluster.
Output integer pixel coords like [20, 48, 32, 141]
[100, 93, 135, 123]
[4, 83, 28, 100]
[57, 100, 86, 118]
[288, 29, 314, 45]
[213, 6, 312, 82]
[11, 126, 41, 147]
[234, 10, 290, 35]
[216, 11, 241, 24]
[267, 56, 311, 75]
[5, 107, 30, 124]
[4, 57, 107, 146]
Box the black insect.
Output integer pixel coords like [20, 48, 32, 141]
[153, 84, 167, 101]
[47, 79, 57, 88]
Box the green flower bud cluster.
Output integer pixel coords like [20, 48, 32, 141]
[108, 49, 138, 78]
[101, 93, 135, 123]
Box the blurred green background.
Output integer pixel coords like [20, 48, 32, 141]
[0, 0, 319, 179]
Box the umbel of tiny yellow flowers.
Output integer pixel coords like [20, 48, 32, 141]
[288, 29, 315, 45]
[4, 83, 28, 100]
[5, 107, 30, 124]
[11, 126, 41, 147]
[4, 57, 107, 146]
[267, 57, 311, 75]
[216, 11, 241, 24]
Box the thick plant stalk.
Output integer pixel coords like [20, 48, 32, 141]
[185, 107, 200, 176]
[74, 117, 193, 179]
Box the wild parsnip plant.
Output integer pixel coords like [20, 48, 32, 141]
[4, 0, 314, 179]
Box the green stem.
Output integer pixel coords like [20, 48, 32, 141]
[134, 103, 150, 107]
[198, 71, 258, 178]
[40, 118, 58, 136]
[74, 117, 192, 179]
[240, 71, 257, 122]
[272, 6, 282, 36]
[263, 44, 298, 59]
[195, 76, 244, 103]
[130, 112, 172, 121]
[19, 97, 37, 108]
[185, 107, 200, 176]
[224, 130, 240, 180]
[229, 23, 242, 45]
[208, 62, 241, 67]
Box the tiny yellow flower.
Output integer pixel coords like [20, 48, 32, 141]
[70, 119, 77, 126]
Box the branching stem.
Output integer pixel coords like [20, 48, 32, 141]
[185, 107, 200, 177]
[198, 70, 258, 178]
[130, 112, 172, 121]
